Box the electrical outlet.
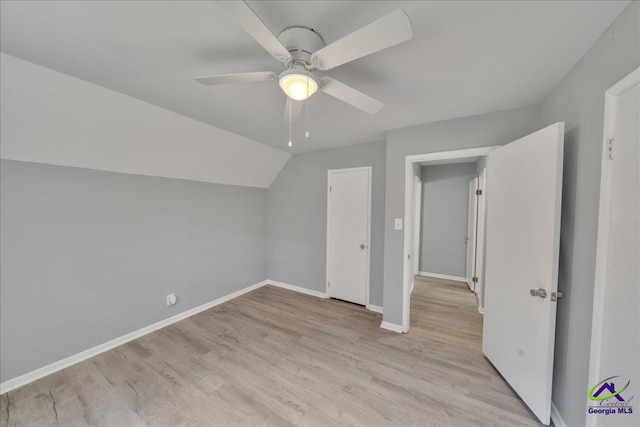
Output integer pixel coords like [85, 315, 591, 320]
[394, 218, 403, 230]
[166, 293, 177, 306]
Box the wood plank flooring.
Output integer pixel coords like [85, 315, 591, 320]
[1, 277, 543, 426]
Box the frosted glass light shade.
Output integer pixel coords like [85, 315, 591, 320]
[279, 71, 318, 101]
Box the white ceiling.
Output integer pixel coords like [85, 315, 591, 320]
[0, 1, 630, 153]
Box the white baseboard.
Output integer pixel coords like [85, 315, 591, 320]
[267, 279, 382, 315]
[551, 402, 567, 427]
[418, 271, 466, 283]
[366, 304, 383, 314]
[0, 280, 268, 394]
[411, 282, 415, 294]
[380, 321, 403, 333]
[266, 279, 327, 299]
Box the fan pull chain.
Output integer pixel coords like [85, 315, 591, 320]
[305, 76, 310, 138]
[288, 97, 293, 148]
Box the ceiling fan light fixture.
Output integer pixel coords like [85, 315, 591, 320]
[279, 69, 318, 101]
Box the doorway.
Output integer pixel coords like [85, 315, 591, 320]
[326, 167, 372, 306]
[402, 146, 498, 332]
[415, 161, 482, 287]
[402, 123, 565, 425]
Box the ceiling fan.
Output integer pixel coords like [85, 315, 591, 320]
[194, 1, 413, 121]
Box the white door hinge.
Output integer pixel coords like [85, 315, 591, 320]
[607, 138, 614, 160]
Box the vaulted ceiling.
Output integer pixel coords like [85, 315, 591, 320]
[0, 1, 630, 153]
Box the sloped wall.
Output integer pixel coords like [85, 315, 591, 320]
[0, 53, 290, 189]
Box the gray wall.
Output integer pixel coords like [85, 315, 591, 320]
[0, 160, 268, 382]
[383, 105, 543, 326]
[267, 141, 386, 306]
[420, 162, 477, 277]
[538, 3, 639, 426]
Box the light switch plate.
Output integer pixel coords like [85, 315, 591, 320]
[394, 218, 403, 230]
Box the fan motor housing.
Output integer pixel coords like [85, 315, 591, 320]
[277, 26, 325, 67]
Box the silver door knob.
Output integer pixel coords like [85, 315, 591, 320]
[360, 244, 366, 249]
[530, 288, 547, 299]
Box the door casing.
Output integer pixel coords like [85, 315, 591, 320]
[465, 177, 479, 291]
[412, 174, 422, 280]
[475, 168, 487, 307]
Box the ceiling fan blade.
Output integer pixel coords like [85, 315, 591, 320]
[283, 98, 303, 123]
[320, 77, 383, 114]
[194, 71, 276, 86]
[311, 9, 412, 71]
[216, 1, 292, 62]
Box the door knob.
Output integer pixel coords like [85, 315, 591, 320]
[530, 288, 547, 299]
[360, 244, 366, 249]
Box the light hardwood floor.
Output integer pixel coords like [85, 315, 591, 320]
[1, 277, 543, 426]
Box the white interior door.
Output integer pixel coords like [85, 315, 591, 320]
[465, 177, 479, 291]
[476, 168, 487, 302]
[588, 71, 639, 427]
[412, 175, 422, 278]
[327, 167, 371, 305]
[482, 122, 564, 425]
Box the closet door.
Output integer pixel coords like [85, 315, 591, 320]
[326, 167, 371, 305]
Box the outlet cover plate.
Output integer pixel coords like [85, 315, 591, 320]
[166, 293, 177, 306]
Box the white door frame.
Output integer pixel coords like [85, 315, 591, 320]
[587, 67, 640, 427]
[475, 168, 487, 310]
[326, 166, 372, 307]
[402, 146, 500, 332]
[412, 174, 422, 279]
[466, 177, 479, 292]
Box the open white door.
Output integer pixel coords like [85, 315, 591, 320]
[465, 177, 479, 291]
[483, 123, 564, 425]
